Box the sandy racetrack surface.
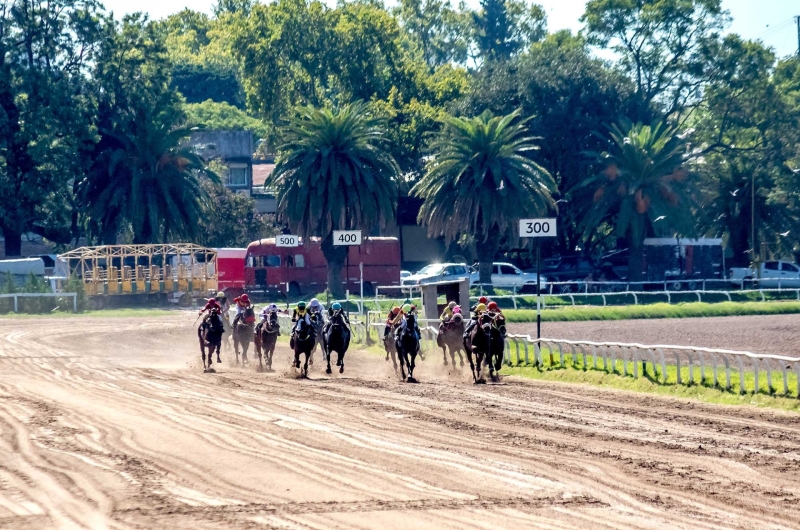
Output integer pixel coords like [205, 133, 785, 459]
[511, 314, 800, 356]
[1, 313, 799, 529]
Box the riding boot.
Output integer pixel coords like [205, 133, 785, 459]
[463, 319, 476, 339]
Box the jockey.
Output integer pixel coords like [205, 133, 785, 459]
[199, 298, 221, 324]
[323, 302, 350, 335]
[215, 291, 230, 313]
[383, 306, 402, 339]
[440, 301, 457, 322]
[463, 301, 487, 337]
[397, 303, 421, 340]
[487, 301, 502, 314]
[308, 298, 323, 316]
[232, 293, 255, 326]
[291, 301, 312, 331]
[259, 303, 280, 321]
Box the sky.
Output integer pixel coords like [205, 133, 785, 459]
[102, 0, 800, 59]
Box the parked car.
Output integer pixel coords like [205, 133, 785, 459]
[401, 263, 471, 287]
[400, 270, 412, 281]
[729, 260, 800, 288]
[470, 262, 547, 292]
[540, 255, 597, 292]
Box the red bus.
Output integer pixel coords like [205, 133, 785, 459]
[245, 237, 401, 297]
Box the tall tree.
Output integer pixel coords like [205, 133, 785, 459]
[471, 0, 546, 63]
[582, 0, 727, 120]
[464, 31, 637, 254]
[413, 110, 556, 284]
[580, 121, 695, 281]
[80, 115, 216, 244]
[395, 0, 471, 67]
[266, 102, 399, 298]
[0, 0, 104, 256]
[694, 40, 800, 264]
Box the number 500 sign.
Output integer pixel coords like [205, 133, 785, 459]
[519, 218, 557, 238]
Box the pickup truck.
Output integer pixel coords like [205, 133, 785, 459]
[729, 260, 800, 288]
[470, 262, 547, 292]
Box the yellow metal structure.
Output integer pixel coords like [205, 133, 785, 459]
[58, 244, 218, 298]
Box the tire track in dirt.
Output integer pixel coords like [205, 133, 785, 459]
[0, 314, 798, 529]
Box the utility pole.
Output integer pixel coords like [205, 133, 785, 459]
[796, 16, 800, 56]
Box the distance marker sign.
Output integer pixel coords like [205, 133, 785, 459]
[275, 235, 300, 247]
[332, 230, 362, 246]
[519, 218, 557, 238]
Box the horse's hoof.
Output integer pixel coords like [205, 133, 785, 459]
[477, 378, 486, 384]
[407, 376, 418, 383]
[384, 355, 389, 361]
[309, 358, 314, 365]
[326, 367, 332, 375]
[336, 359, 341, 367]
[205, 368, 216, 374]
[443, 360, 448, 366]
[217, 358, 222, 364]
[339, 365, 344, 374]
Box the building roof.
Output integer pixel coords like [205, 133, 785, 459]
[252, 163, 275, 187]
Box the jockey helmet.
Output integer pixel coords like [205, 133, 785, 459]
[309, 298, 321, 308]
[391, 306, 401, 315]
[487, 301, 499, 311]
[297, 301, 307, 309]
[240, 294, 250, 304]
[476, 303, 487, 312]
[207, 297, 217, 304]
[453, 306, 462, 314]
[216, 291, 225, 299]
[402, 303, 412, 314]
[448, 301, 456, 308]
[331, 302, 342, 310]
[478, 296, 488, 304]
[403, 298, 412, 305]
[267, 303, 278, 310]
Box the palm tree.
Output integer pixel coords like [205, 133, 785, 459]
[413, 110, 557, 285]
[266, 102, 400, 298]
[80, 111, 216, 244]
[580, 120, 695, 281]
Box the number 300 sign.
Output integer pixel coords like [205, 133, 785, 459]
[519, 218, 557, 238]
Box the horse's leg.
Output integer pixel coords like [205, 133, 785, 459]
[397, 348, 408, 380]
[408, 350, 417, 383]
[303, 350, 310, 377]
[476, 351, 486, 383]
[255, 337, 263, 371]
[325, 345, 333, 375]
[293, 347, 301, 369]
[441, 344, 448, 366]
[338, 348, 344, 374]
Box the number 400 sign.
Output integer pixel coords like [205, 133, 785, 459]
[519, 218, 557, 238]
[332, 230, 362, 246]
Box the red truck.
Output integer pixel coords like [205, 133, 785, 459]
[244, 237, 401, 297]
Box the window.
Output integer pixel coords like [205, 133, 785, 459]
[764, 262, 780, 271]
[500, 265, 519, 275]
[246, 255, 254, 268]
[452, 266, 466, 275]
[263, 255, 280, 267]
[228, 164, 248, 186]
[781, 262, 799, 272]
[294, 254, 305, 268]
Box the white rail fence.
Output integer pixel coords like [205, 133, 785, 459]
[0, 292, 78, 313]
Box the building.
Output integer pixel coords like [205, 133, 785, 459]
[188, 130, 254, 195]
[251, 161, 277, 214]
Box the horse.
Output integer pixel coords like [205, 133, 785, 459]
[486, 312, 507, 382]
[437, 313, 465, 367]
[395, 313, 421, 383]
[291, 317, 316, 377]
[254, 310, 280, 372]
[323, 309, 351, 375]
[463, 311, 493, 384]
[383, 320, 400, 371]
[198, 309, 225, 373]
[232, 307, 256, 365]
[308, 311, 325, 366]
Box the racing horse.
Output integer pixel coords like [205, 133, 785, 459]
[233, 306, 256, 365]
[463, 311, 493, 384]
[383, 319, 401, 371]
[254, 310, 280, 372]
[486, 311, 507, 382]
[395, 313, 421, 383]
[323, 309, 351, 374]
[198, 309, 225, 373]
[291, 317, 316, 377]
[437, 313, 465, 367]
[308, 311, 325, 365]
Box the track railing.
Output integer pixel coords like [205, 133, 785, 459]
[0, 292, 78, 313]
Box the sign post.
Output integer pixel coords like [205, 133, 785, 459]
[275, 235, 300, 248]
[519, 219, 557, 343]
[333, 230, 363, 316]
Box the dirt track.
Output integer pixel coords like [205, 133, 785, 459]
[511, 314, 800, 356]
[1, 313, 800, 529]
